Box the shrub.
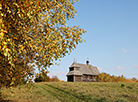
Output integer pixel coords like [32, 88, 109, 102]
[127, 86, 132, 89]
[121, 84, 125, 88]
[51, 75, 61, 82]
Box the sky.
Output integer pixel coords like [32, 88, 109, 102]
[48, 0, 138, 81]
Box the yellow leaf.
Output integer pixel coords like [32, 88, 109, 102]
[0, 32, 4, 37]
[0, 18, 2, 23]
[7, 39, 10, 41]
[0, 4, 2, 10]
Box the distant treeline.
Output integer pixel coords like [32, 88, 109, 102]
[34, 71, 61, 82]
[95, 72, 138, 82]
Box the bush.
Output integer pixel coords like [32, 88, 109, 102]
[34, 71, 61, 82]
[121, 84, 125, 88]
[95, 72, 138, 82]
[51, 75, 61, 82]
[127, 86, 132, 89]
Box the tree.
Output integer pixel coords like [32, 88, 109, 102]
[35, 70, 49, 82]
[131, 77, 137, 82]
[51, 75, 61, 82]
[95, 72, 129, 82]
[0, 63, 29, 87]
[0, 0, 86, 87]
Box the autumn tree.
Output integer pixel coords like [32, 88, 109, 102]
[0, 0, 86, 87]
[95, 73, 132, 82]
[50, 75, 61, 82]
[35, 70, 49, 82]
[95, 73, 111, 82]
[131, 77, 137, 82]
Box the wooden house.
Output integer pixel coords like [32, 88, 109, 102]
[66, 61, 100, 82]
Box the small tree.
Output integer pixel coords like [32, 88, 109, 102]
[35, 70, 49, 82]
[131, 77, 137, 82]
[51, 75, 61, 82]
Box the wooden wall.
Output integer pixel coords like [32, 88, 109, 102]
[67, 75, 97, 82]
[82, 75, 96, 82]
[74, 75, 82, 82]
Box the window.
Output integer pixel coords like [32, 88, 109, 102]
[70, 67, 74, 71]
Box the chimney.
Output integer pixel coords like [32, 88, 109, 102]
[86, 60, 89, 65]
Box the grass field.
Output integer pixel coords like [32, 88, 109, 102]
[0, 82, 138, 102]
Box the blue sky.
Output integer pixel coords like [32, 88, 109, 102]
[48, 0, 138, 81]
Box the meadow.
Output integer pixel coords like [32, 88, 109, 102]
[0, 82, 138, 102]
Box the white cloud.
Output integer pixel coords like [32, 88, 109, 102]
[98, 68, 103, 71]
[129, 49, 133, 51]
[133, 65, 138, 68]
[122, 48, 133, 53]
[122, 48, 127, 53]
[116, 66, 125, 70]
[48, 71, 67, 76]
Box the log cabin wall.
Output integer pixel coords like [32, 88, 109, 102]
[74, 75, 82, 82]
[82, 75, 96, 82]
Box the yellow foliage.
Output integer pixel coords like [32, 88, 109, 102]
[95, 73, 138, 82]
[0, 0, 86, 87]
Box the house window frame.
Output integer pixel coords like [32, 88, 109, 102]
[70, 67, 74, 71]
[83, 76, 85, 79]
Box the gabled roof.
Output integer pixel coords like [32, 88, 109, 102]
[69, 62, 80, 68]
[67, 62, 100, 76]
[67, 70, 83, 76]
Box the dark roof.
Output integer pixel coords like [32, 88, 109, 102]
[67, 62, 100, 76]
[67, 70, 83, 76]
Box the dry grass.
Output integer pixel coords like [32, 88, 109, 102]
[1, 82, 138, 102]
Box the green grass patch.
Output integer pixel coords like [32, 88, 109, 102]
[0, 82, 138, 102]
